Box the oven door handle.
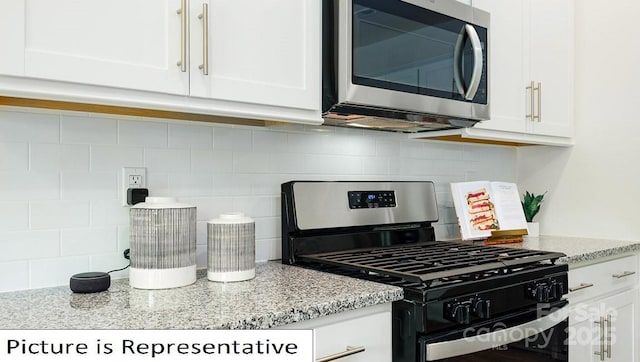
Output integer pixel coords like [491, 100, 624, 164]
[425, 304, 570, 361]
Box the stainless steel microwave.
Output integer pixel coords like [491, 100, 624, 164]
[322, 0, 490, 132]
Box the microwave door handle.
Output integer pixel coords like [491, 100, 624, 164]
[453, 26, 467, 98]
[464, 24, 484, 100]
[424, 304, 570, 361]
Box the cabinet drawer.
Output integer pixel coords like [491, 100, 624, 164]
[568, 255, 639, 303]
[280, 304, 392, 362]
[314, 310, 391, 362]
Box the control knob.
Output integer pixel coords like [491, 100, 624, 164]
[527, 280, 564, 303]
[472, 298, 491, 319]
[445, 301, 470, 324]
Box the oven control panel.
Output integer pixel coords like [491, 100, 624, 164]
[348, 190, 396, 209]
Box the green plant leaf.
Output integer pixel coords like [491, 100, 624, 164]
[521, 191, 546, 222]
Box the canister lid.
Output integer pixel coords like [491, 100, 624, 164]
[131, 196, 194, 209]
[208, 212, 254, 224]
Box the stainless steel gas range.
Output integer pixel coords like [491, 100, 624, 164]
[281, 181, 569, 361]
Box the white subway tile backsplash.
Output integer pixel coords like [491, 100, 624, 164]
[29, 256, 89, 289]
[61, 227, 117, 256]
[168, 173, 213, 197]
[0, 202, 28, 231]
[0, 172, 59, 201]
[304, 154, 362, 175]
[256, 238, 281, 262]
[0, 230, 60, 262]
[61, 172, 117, 200]
[117, 225, 130, 252]
[212, 174, 252, 196]
[0, 142, 28, 171]
[90, 200, 130, 226]
[362, 156, 390, 175]
[196, 221, 207, 246]
[91, 145, 144, 172]
[0, 110, 59, 143]
[0, 108, 517, 292]
[252, 130, 289, 153]
[0, 261, 29, 292]
[254, 217, 280, 239]
[213, 127, 252, 151]
[30, 200, 90, 230]
[168, 123, 213, 150]
[118, 120, 167, 148]
[144, 148, 190, 173]
[191, 150, 233, 174]
[146, 173, 170, 197]
[30, 143, 90, 172]
[233, 196, 275, 218]
[61, 115, 117, 145]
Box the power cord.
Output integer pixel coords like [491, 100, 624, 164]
[106, 248, 130, 274]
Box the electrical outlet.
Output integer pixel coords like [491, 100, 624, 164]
[122, 167, 147, 206]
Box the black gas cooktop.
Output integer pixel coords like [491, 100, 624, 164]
[299, 240, 565, 285]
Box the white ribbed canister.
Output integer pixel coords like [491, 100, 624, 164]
[207, 213, 255, 282]
[129, 197, 197, 289]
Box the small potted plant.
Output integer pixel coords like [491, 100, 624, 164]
[522, 191, 546, 237]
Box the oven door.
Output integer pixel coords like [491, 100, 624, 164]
[420, 301, 569, 361]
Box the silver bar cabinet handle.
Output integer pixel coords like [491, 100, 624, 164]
[612, 271, 636, 279]
[526, 81, 535, 121]
[569, 282, 594, 292]
[198, 3, 209, 75]
[594, 317, 605, 361]
[536, 82, 541, 122]
[316, 346, 365, 362]
[176, 0, 187, 72]
[606, 314, 612, 359]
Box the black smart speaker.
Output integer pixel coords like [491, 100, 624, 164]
[69, 272, 111, 293]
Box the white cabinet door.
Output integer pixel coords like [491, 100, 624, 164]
[189, 0, 320, 111]
[22, 0, 188, 95]
[0, 1, 25, 76]
[569, 287, 638, 362]
[528, 0, 574, 137]
[471, 0, 529, 134]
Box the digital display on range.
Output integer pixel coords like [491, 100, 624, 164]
[348, 190, 396, 209]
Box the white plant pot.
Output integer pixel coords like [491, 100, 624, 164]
[526, 222, 540, 237]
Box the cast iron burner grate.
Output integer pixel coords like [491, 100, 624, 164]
[299, 240, 565, 286]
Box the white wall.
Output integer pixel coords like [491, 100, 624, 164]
[0, 107, 516, 292]
[517, 0, 640, 240]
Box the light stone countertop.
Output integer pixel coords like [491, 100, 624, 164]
[1, 236, 637, 330]
[494, 235, 640, 266]
[0, 262, 402, 330]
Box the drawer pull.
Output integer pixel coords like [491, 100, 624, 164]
[612, 271, 636, 279]
[316, 346, 365, 362]
[569, 283, 594, 292]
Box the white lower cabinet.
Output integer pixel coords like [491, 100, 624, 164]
[568, 255, 639, 362]
[279, 303, 392, 362]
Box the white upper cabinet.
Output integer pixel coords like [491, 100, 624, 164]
[188, 0, 319, 111]
[528, 0, 574, 137]
[0, 0, 321, 124]
[0, 2, 24, 76]
[478, 0, 574, 139]
[22, 0, 189, 95]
